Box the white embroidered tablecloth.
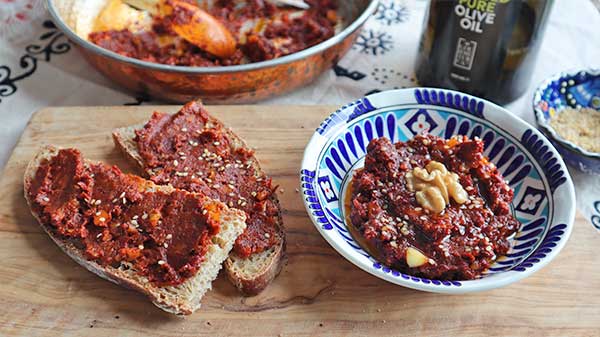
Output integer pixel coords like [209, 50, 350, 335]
[1, 0, 599, 228]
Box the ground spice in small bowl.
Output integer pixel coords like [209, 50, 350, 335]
[549, 108, 600, 153]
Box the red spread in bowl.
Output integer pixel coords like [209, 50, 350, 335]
[348, 135, 520, 280]
[89, 0, 338, 66]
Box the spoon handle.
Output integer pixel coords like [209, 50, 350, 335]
[268, 0, 310, 9]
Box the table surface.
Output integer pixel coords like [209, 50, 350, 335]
[0, 105, 598, 337]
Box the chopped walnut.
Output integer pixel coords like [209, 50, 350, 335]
[405, 161, 468, 213]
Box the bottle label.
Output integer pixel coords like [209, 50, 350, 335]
[453, 37, 477, 70]
[449, 0, 512, 84]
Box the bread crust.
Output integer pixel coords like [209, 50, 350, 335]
[24, 146, 247, 315]
[112, 108, 285, 296]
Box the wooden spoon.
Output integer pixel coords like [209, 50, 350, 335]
[162, 0, 237, 58]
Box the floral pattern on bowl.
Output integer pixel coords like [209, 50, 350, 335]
[301, 88, 576, 293]
[591, 201, 600, 233]
[533, 69, 600, 174]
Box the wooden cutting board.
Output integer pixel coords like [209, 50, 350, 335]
[0, 106, 598, 337]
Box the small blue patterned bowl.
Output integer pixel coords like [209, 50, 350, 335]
[533, 69, 600, 174]
[301, 88, 576, 293]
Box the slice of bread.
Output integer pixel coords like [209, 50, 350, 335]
[24, 146, 247, 315]
[112, 105, 285, 296]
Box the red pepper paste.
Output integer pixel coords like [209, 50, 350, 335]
[134, 102, 279, 258]
[27, 148, 223, 286]
[88, 0, 338, 66]
[349, 135, 520, 280]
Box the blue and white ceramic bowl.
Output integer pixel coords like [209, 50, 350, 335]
[592, 201, 600, 233]
[301, 88, 576, 293]
[533, 69, 600, 174]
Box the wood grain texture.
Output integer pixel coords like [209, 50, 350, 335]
[0, 106, 598, 337]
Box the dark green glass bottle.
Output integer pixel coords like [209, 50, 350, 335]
[416, 0, 553, 104]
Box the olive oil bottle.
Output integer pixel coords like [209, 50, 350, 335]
[416, 0, 553, 104]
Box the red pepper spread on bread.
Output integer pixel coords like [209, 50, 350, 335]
[27, 148, 222, 286]
[88, 0, 338, 66]
[134, 102, 279, 258]
[349, 135, 520, 280]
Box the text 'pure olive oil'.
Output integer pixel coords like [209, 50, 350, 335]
[416, 0, 553, 104]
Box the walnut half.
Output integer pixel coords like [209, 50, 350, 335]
[405, 161, 468, 213]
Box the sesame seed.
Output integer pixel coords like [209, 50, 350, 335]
[131, 219, 138, 226]
[99, 217, 106, 222]
[251, 191, 257, 197]
[96, 233, 102, 238]
[228, 201, 233, 207]
[163, 243, 169, 248]
[41, 196, 50, 202]
[173, 160, 179, 166]
[241, 201, 247, 207]
[213, 184, 220, 189]
[265, 233, 270, 238]
[166, 234, 172, 240]
[119, 192, 126, 198]
[179, 152, 185, 156]
[213, 141, 220, 146]
[138, 245, 144, 249]
[95, 211, 101, 216]
[122, 198, 127, 204]
[181, 127, 187, 132]
[202, 209, 208, 215]
[157, 260, 165, 265]
[112, 198, 118, 203]
[95, 200, 102, 206]
[142, 213, 148, 220]
[132, 215, 139, 220]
